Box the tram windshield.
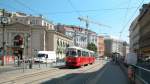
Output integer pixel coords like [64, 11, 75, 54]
[66, 50, 77, 57]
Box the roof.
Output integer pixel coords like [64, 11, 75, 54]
[67, 46, 94, 52]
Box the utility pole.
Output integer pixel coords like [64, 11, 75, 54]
[2, 9, 5, 58]
[1, 9, 8, 65]
[85, 16, 89, 44]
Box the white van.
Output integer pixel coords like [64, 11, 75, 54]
[34, 51, 56, 63]
[124, 52, 137, 65]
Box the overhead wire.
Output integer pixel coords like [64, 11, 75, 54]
[3, 0, 137, 16]
[137, 0, 143, 4]
[0, 3, 18, 12]
[15, 0, 37, 14]
[13, 0, 42, 15]
[9, 0, 144, 36]
[12, 0, 52, 22]
[123, 0, 132, 25]
[41, 7, 137, 15]
[119, 0, 132, 40]
[119, 0, 145, 39]
[67, 0, 81, 16]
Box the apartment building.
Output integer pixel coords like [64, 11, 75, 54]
[55, 24, 97, 48]
[129, 17, 140, 53]
[97, 36, 105, 57]
[138, 3, 150, 56]
[104, 35, 126, 57]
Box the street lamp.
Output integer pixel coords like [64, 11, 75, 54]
[0, 9, 9, 65]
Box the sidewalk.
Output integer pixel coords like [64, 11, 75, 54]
[0, 62, 65, 83]
[96, 62, 129, 84]
[0, 62, 65, 72]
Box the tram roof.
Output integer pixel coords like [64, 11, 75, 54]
[67, 46, 94, 53]
[67, 46, 83, 50]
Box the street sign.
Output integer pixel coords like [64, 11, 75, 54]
[1, 16, 9, 24]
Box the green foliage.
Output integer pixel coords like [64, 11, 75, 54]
[87, 43, 97, 52]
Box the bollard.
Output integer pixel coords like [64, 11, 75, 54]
[17, 60, 21, 67]
[29, 60, 32, 69]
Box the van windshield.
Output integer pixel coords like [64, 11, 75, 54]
[38, 54, 46, 57]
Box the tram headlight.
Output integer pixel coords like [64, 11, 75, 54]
[77, 58, 80, 61]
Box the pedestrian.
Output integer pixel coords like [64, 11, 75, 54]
[128, 66, 135, 84]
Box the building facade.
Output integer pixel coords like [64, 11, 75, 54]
[46, 30, 73, 60]
[104, 36, 126, 57]
[122, 42, 129, 57]
[138, 3, 150, 57]
[55, 24, 97, 49]
[0, 22, 73, 64]
[10, 12, 54, 30]
[97, 36, 105, 57]
[0, 11, 73, 65]
[130, 3, 150, 58]
[129, 17, 140, 54]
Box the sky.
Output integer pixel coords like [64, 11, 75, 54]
[0, 0, 150, 43]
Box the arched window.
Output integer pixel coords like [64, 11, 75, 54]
[60, 41, 63, 47]
[63, 41, 65, 47]
[57, 40, 59, 46]
[14, 35, 23, 46]
[66, 43, 68, 48]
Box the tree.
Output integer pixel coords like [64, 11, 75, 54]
[87, 43, 97, 52]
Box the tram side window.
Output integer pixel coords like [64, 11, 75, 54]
[66, 51, 69, 56]
[87, 52, 89, 57]
[77, 50, 81, 56]
[91, 53, 93, 57]
[82, 51, 85, 56]
[70, 51, 77, 57]
[82, 51, 85, 57]
[89, 53, 92, 57]
[84, 52, 89, 57]
[84, 51, 87, 57]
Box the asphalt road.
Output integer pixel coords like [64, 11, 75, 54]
[0, 60, 129, 84]
[41, 62, 129, 84]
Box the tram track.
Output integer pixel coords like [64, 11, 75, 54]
[29, 60, 105, 84]
[0, 68, 59, 84]
[1, 60, 104, 84]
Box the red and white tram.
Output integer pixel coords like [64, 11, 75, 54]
[65, 46, 95, 67]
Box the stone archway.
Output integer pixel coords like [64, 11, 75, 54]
[13, 35, 24, 60]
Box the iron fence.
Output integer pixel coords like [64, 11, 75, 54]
[132, 64, 150, 84]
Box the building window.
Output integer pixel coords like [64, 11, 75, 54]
[35, 20, 38, 24]
[57, 40, 59, 46]
[14, 35, 23, 46]
[20, 19, 23, 22]
[15, 18, 18, 21]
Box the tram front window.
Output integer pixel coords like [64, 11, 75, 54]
[66, 51, 77, 57]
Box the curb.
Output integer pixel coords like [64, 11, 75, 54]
[0, 68, 59, 83]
